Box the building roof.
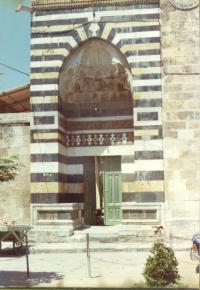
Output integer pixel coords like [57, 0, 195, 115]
[32, 0, 159, 9]
[0, 84, 30, 113]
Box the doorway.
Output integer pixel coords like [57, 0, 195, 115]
[103, 156, 122, 225]
[84, 157, 96, 225]
[84, 156, 122, 226]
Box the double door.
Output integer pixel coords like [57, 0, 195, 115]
[84, 156, 122, 226]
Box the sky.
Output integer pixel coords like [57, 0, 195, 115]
[0, 0, 30, 92]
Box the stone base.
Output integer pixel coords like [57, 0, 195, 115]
[164, 219, 200, 240]
[30, 203, 83, 242]
[71, 224, 161, 243]
[121, 202, 163, 226]
[28, 227, 73, 243]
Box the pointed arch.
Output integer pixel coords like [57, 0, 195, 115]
[59, 37, 133, 102]
[58, 37, 134, 147]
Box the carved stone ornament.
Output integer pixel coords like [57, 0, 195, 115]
[169, 0, 199, 10]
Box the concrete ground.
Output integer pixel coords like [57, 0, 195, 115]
[0, 250, 199, 288]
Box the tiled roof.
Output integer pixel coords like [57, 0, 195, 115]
[0, 84, 30, 113]
[32, 0, 159, 9]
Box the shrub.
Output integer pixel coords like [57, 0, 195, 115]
[143, 242, 180, 287]
[0, 156, 19, 182]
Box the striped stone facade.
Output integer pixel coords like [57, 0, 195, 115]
[30, 0, 164, 228]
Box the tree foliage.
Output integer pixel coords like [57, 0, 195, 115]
[143, 242, 180, 287]
[0, 156, 20, 182]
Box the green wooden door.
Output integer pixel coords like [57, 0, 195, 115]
[84, 157, 96, 225]
[103, 157, 122, 225]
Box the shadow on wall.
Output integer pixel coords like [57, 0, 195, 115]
[0, 271, 64, 287]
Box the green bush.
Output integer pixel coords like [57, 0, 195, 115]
[0, 156, 19, 182]
[143, 242, 180, 287]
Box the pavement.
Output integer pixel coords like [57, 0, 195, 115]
[0, 244, 199, 288]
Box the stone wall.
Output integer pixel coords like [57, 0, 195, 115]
[161, 0, 200, 237]
[30, 1, 164, 227]
[0, 113, 30, 224]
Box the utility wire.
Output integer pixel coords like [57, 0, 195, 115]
[0, 62, 30, 77]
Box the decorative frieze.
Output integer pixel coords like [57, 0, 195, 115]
[65, 132, 134, 147]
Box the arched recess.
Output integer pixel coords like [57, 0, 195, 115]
[59, 37, 134, 147]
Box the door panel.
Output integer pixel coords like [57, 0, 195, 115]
[103, 157, 122, 225]
[84, 157, 96, 225]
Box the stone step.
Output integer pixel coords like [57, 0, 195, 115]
[28, 225, 160, 243]
[69, 225, 157, 243]
[28, 228, 73, 243]
[29, 241, 191, 254]
[68, 233, 157, 243]
[68, 233, 119, 243]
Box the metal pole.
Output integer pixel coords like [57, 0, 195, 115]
[198, 0, 200, 286]
[199, 179, 200, 290]
[199, 246, 200, 290]
[86, 233, 92, 278]
[169, 232, 173, 250]
[25, 235, 30, 278]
